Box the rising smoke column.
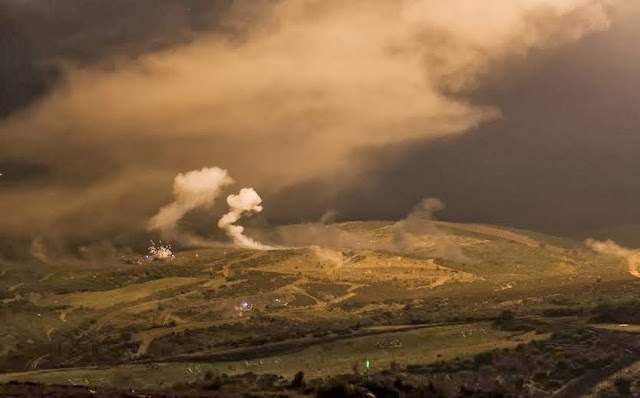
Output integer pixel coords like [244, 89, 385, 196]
[218, 188, 271, 249]
[148, 167, 234, 234]
[391, 198, 444, 250]
[585, 238, 640, 278]
[0, 0, 621, 243]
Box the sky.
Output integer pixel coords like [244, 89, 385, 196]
[2, 0, 640, 256]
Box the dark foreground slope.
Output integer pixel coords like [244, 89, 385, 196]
[3, 323, 640, 398]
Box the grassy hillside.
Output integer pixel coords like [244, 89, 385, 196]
[1, 221, 639, 394]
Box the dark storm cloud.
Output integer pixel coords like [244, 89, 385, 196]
[0, 0, 248, 117]
[0, 7, 59, 119]
[0, 0, 624, 259]
[265, 3, 640, 244]
[0, 0, 247, 203]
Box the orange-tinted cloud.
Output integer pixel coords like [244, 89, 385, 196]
[0, 0, 617, 241]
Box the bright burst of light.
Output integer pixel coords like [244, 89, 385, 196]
[147, 240, 175, 261]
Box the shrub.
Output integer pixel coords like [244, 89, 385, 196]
[474, 352, 493, 367]
[291, 371, 305, 388]
[500, 310, 515, 320]
[614, 377, 632, 397]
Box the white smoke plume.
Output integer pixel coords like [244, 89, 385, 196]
[0, 0, 621, 241]
[148, 167, 234, 233]
[585, 238, 640, 278]
[392, 198, 445, 250]
[218, 188, 271, 250]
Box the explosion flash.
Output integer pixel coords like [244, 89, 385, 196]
[146, 240, 175, 261]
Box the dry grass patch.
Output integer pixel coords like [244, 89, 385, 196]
[35, 277, 204, 310]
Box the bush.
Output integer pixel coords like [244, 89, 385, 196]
[291, 371, 305, 388]
[203, 378, 222, 390]
[614, 377, 632, 397]
[474, 352, 493, 367]
[500, 310, 515, 320]
[316, 383, 351, 398]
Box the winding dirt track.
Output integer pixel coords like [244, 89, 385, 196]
[141, 321, 472, 364]
[87, 288, 203, 334]
[134, 318, 247, 356]
[435, 222, 540, 247]
[553, 329, 640, 398]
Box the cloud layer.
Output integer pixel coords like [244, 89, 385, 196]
[0, 0, 617, 246]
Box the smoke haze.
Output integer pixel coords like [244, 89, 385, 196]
[0, 0, 623, 252]
[585, 238, 640, 278]
[251, 196, 469, 264]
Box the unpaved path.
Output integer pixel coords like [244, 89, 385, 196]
[222, 252, 263, 278]
[584, 359, 640, 397]
[590, 324, 640, 333]
[27, 354, 49, 370]
[435, 222, 540, 247]
[38, 272, 56, 282]
[152, 321, 486, 364]
[289, 284, 323, 306]
[326, 282, 365, 304]
[88, 288, 203, 334]
[134, 318, 247, 356]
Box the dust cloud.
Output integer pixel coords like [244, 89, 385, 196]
[585, 238, 640, 278]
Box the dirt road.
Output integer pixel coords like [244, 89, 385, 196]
[435, 222, 540, 247]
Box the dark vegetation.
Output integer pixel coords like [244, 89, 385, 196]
[592, 300, 640, 324]
[10, 262, 215, 296]
[407, 328, 640, 395]
[8, 325, 637, 397]
[4, 224, 640, 396]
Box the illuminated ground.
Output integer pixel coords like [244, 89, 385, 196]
[1, 221, 640, 395]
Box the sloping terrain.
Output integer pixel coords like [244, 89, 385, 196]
[1, 221, 639, 396]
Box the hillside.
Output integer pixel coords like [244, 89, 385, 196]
[1, 221, 640, 396]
